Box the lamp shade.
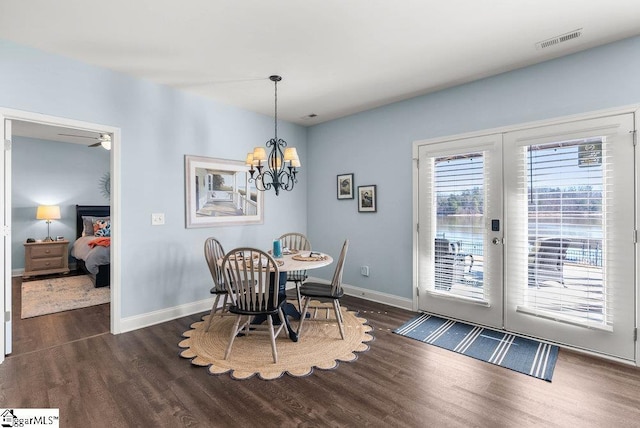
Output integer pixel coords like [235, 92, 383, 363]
[283, 147, 298, 161]
[252, 147, 267, 161]
[36, 205, 61, 220]
[245, 152, 254, 166]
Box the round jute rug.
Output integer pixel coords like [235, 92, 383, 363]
[179, 303, 373, 380]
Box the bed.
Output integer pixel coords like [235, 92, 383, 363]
[72, 205, 111, 287]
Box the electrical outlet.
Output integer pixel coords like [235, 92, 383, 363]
[361, 266, 370, 276]
[151, 213, 165, 225]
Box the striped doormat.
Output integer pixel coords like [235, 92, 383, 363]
[394, 313, 559, 381]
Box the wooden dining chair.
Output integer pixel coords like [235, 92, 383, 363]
[296, 240, 349, 340]
[222, 247, 289, 363]
[278, 232, 311, 310]
[203, 237, 232, 331]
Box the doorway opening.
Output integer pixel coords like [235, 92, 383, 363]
[1, 110, 121, 362]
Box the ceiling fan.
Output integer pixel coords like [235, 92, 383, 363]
[57, 132, 112, 150]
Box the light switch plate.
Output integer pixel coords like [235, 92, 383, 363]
[151, 213, 165, 225]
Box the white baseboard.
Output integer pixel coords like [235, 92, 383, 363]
[343, 283, 413, 311]
[306, 276, 413, 311]
[120, 297, 214, 333]
[119, 281, 412, 334]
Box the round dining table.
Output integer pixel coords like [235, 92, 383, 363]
[274, 251, 334, 341]
[217, 250, 333, 271]
[276, 250, 334, 273]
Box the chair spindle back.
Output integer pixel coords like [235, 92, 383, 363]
[330, 240, 349, 296]
[204, 237, 226, 292]
[222, 248, 280, 313]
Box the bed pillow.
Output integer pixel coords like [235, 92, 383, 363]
[93, 218, 111, 237]
[82, 216, 110, 236]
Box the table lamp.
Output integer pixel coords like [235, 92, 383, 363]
[36, 205, 61, 242]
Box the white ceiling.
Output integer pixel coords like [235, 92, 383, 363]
[2, 0, 640, 133]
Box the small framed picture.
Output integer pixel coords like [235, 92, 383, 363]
[358, 185, 377, 212]
[337, 173, 354, 199]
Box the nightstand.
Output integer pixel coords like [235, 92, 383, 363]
[23, 240, 70, 278]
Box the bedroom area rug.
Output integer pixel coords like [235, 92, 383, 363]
[21, 275, 110, 319]
[394, 313, 559, 382]
[179, 303, 373, 380]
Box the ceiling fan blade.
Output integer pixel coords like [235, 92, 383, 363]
[58, 133, 98, 139]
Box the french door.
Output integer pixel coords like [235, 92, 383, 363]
[417, 113, 636, 360]
[417, 134, 504, 329]
[503, 114, 635, 360]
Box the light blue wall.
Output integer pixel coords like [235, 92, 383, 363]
[0, 40, 308, 317]
[307, 36, 640, 299]
[11, 137, 110, 270]
[4, 35, 640, 314]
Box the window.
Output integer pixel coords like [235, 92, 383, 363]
[433, 152, 485, 301]
[523, 138, 606, 325]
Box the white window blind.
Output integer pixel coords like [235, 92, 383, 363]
[518, 137, 610, 327]
[433, 152, 486, 301]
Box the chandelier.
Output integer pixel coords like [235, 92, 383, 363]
[246, 75, 301, 196]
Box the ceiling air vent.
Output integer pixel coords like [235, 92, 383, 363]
[536, 28, 582, 50]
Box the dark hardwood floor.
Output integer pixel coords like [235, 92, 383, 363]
[9, 274, 110, 357]
[2, 292, 640, 427]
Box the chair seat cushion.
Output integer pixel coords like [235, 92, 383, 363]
[299, 282, 343, 299]
[287, 272, 308, 282]
[229, 300, 285, 316]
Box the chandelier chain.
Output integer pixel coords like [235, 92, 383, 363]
[274, 78, 278, 142]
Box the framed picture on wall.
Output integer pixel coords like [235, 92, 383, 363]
[337, 173, 354, 199]
[184, 155, 264, 227]
[357, 185, 377, 212]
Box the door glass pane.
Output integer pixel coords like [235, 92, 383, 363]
[434, 152, 485, 300]
[525, 138, 606, 325]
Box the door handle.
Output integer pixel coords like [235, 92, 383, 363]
[492, 237, 502, 245]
